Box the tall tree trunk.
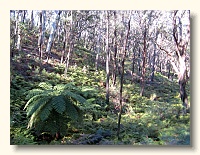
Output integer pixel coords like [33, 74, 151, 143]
[150, 29, 159, 82]
[95, 35, 100, 71]
[60, 11, 70, 64]
[105, 11, 110, 104]
[150, 42, 156, 82]
[64, 11, 73, 77]
[64, 41, 72, 77]
[140, 27, 147, 96]
[46, 10, 62, 62]
[38, 11, 46, 60]
[112, 11, 117, 86]
[30, 10, 34, 30]
[16, 13, 21, 52]
[117, 12, 131, 139]
[178, 54, 188, 113]
[137, 48, 141, 75]
[13, 10, 19, 53]
[38, 11, 43, 59]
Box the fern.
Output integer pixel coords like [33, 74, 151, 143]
[62, 90, 86, 104]
[24, 82, 86, 136]
[39, 101, 53, 121]
[50, 95, 66, 114]
[26, 95, 51, 117]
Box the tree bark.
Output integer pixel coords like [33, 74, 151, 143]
[64, 11, 73, 77]
[112, 11, 117, 86]
[46, 10, 62, 62]
[105, 11, 110, 104]
[117, 12, 131, 139]
[140, 26, 147, 96]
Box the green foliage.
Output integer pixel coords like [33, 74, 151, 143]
[10, 127, 37, 145]
[24, 82, 86, 135]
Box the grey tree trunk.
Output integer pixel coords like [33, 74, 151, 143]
[140, 27, 147, 96]
[38, 11, 46, 60]
[64, 11, 73, 77]
[117, 12, 131, 139]
[46, 10, 62, 62]
[105, 11, 110, 104]
[112, 10, 117, 86]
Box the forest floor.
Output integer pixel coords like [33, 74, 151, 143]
[10, 46, 190, 145]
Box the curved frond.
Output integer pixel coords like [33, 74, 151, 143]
[62, 90, 86, 104]
[64, 97, 79, 120]
[27, 109, 40, 129]
[50, 95, 66, 114]
[25, 89, 45, 100]
[39, 100, 53, 121]
[38, 82, 53, 90]
[26, 95, 52, 117]
[24, 94, 48, 110]
[53, 84, 65, 91]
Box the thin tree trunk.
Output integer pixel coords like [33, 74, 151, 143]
[117, 13, 131, 139]
[64, 11, 73, 77]
[64, 42, 72, 77]
[95, 36, 100, 71]
[38, 11, 43, 59]
[30, 10, 34, 30]
[112, 11, 117, 86]
[150, 43, 156, 82]
[106, 11, 110, 104]
[140, 27, 147, 96]
[178, 54, 188, 113]
[46, 10, 62, 62]
[137, 48, 141, 75]
[17, 20, 21, 51]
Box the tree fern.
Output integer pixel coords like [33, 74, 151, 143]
[50, 95, 66, 114]
[62, 90, 86, 104]
[24, 82, 87, 136]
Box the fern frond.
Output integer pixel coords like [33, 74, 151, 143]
[38, 82, 53, 90]
[26, 95, 52, 117]
[62, 90, 86, 104]
[24, 94, 48, 110]
[25, 89, 45, 100]
[27, 110, 40, 129]
[50, 95, 66, 114]
[39, 100, 53, 121]
[64, 97, 79, 120]
[53, 84, 65, 91]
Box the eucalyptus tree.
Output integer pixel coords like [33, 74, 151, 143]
[37, 10, 46, 60]
[156, 10, 190, 113]
[117, 10, 132, 139]
[46, 10, 62, 62]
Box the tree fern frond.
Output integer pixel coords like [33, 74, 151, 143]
[38, 82, 53, 90]
[50, 95, 66, 114]
[24, 94, 48, 110]
[64, 97, 79, 120]
[39, 100, 53, 121]
[27, 110, 40, 129]
[63, 82, 76, 89]
[25, 89, 45, 100]
[26, 96, 52, 117]
[53, 84, 65, 91]
[62, 90, 86, 104]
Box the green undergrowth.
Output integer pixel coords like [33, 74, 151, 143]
[10, 56, 190, 145]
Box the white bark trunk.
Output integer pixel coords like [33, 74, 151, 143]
[46, 10, 61, 61]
